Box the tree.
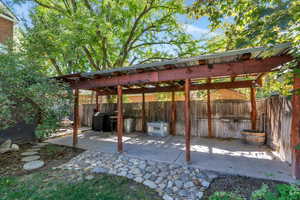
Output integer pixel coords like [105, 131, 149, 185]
[0, 50, 72, 138]
[190, 0, 299, 52]
[15, 0, 200, 75]
[189, 0, 299, 97]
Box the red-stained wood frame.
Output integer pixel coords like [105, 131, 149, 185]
[117, 85, 123, 152]
[171, 91, 177, 136]
[142, 93, 146, 133]
[69, 54, 300, 179]
[96, 80, 262, 95]
[250, 87, 257, 130]
[184, 79, 191, 162]
[73, 89, 79, 146]
[95, 93, 99, 112]
[292, 63, 300, 179]
[207, 89, 213, 138]
[72, 56, 291, 90]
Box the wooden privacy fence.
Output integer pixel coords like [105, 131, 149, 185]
[79, 96, 293, 163]
[265, 96, 292, 163]
[80, 99, 265, 139]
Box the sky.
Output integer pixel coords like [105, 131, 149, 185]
[5, 0, 217, 40]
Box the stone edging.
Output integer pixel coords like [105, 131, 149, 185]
[58, 151, 219, 200]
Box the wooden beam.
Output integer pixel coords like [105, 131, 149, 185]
[72, 56, 292, 89]
[291, 62, 300, 179]
[73, 89, 79, 147]
[256, 73, 267, 82]
[207, 89, 213, 138]
[142, 93, 146, 133]
[250, 87, 257, 130]
[95, 93, 99, 112]
[117, 85, 123, 152]
[184, 79, 191, 162]
[171, 91, 177, 136]
[231, 76, 236, 82]
[97, 80, 261, 95]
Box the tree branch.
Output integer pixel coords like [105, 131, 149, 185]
[83, 0, 93, 13]
[138, 56, 171, 64]
[82, 46, 100, 70]
[129, 56, 138, 65]
[34, 0, 65, 13]
[49, 57, 63, 75]
[129, 40, 178, 51]
[115, 0, 156, 66]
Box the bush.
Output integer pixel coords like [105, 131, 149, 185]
[209, 192, 244, 200]
[209, 184, 300, 200]
[0, 51, 72, 138]
[252, 184, 300, 200]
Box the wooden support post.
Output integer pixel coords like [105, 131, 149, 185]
[250, 87, 257, 130]
[171, 91, 177, 136]
[207, 89, 213, 138]
[292, 63, 300, 179]
[95, 93, 99, 112]
[73, 89, 79, 147]
[142, 93, 146, 133]
[184, 79, 191, 162]
[117, 85, 123, 152]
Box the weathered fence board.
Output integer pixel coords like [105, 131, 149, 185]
[265, 96, 292, 163]
[79, 96, 292, 164]
[80, 100, 265, 139]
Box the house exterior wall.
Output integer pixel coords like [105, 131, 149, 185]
[0, 16, 13, 45]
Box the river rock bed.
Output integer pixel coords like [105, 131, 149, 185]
[59, 151, 219, 200]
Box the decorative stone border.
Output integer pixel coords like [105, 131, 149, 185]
[59, 151, 218, 200]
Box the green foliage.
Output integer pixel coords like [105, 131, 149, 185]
[15, 0, 200, 75]
[190, 0, 300, 97]
[252, 184, 300, 200]
[251, 184, 276, 200]
[190, 0, 299, 52]
[209, 191, 243, 200]
[209, 184, 300, 200]
[0, 171, 160, 200]
[0, 50, 72, 138]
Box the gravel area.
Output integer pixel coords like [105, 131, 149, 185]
[59, 150, 219, 200]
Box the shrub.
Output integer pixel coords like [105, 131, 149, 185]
[252, 184, 300, 200]
[209, 184, 300, 200]
[209, 192, 244, 200]
[0, 51, 72, 138]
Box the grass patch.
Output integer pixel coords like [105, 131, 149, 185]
[0, 170, 161, 200]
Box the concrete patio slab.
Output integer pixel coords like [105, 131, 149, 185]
[47, 130, 295, 183]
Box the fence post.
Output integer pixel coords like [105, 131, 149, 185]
[292, 62, 300, 179]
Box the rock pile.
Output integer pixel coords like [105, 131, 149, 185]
[0, 139, 19, 154]
[59, 151, 219, 200]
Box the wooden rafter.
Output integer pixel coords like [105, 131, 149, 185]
[231, 76, 236, 82]
[72, 56, 291, 89]
[96, 80, 261, 95]
[256, 73, 267, 82]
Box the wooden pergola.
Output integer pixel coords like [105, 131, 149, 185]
[56, 43, 300, 179]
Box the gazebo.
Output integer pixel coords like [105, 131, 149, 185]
[56, 43, 300, 179]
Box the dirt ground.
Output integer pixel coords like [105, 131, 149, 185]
[203, 175, 287, 200]
[0, 143, 84, 177]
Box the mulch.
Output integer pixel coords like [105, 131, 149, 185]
[202, 175, 286, 200]
[0, 143, 84, 177]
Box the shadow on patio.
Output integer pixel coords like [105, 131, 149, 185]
[47, 130, 294, 183]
